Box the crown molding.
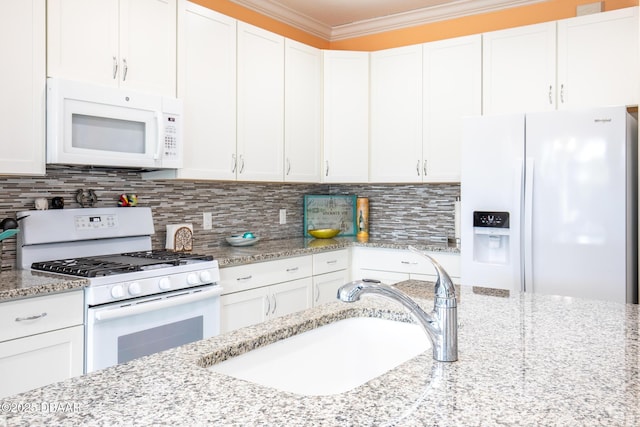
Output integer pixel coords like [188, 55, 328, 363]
[230, 0, 333, 40]
[230, 0, 547, 41]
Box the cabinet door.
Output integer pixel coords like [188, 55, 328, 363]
[237, 22, 284, 182]
[423, 35, 481, 183]
[220, 287, 268, 333]
[0, 0, 45, 175]
[313, 270, 349, 306]
[269, 278, 313, 319]
[0, 325, 83, 398]
[47, 0, 119, 86]
[175, 1, 236, 180]
[119, 0, 177, 96]
[322, 50, 369, 183]
[370, 45, 423, 183]
[557, 7, 639, 109]
[284, 40, 321, 182]
[482, 22, 556, 114]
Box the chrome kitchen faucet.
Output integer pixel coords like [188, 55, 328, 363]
[337, 246, 458, 362]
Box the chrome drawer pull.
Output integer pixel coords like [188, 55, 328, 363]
[326, 260, 337, 265]
[15, 312, 47, 322]
[286, 267, 299, 273]
[237, 275, 253, 281]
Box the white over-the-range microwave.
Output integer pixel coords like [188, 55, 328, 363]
[46, 78, 183, 169]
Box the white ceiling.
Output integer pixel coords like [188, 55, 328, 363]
[230, 0, 548, 41]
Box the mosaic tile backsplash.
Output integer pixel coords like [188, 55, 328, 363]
[0, 166, 459, 269]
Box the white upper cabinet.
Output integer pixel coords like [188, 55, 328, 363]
[370, 45, 423, 183]
[47, 0, 177, 96]
[482, 22, 557, 114]
[284, 40, 321, 182]
[322, 50, 369, 183]
[423, 35, 481, 183]
[0, 0, 45, 175]
[172, 1, 236, 180]
[237, 22, 285, 182]
[557, 7, 639, 109]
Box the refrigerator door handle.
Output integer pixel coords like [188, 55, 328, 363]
[523, 158, 534, 292]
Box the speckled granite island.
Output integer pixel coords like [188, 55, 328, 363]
[2, 277, 638, 426]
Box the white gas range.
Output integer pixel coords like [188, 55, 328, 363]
[17, 207, 222, 373]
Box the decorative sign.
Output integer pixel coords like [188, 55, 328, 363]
[303, 195, 357, 236]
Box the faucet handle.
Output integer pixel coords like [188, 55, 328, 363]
[407, 245, 456, 301]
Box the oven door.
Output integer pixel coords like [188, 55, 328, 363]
[86, 285, 222, 373]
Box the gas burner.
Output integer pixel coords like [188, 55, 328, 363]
[122, 250, 214, 262]
[32, 258, 142, 278]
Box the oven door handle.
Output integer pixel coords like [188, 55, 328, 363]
[93, 287, 223, 322]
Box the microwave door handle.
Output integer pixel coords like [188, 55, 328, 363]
[154, 111, 163, 160]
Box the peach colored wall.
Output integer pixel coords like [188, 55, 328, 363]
[190, 0, 330, 48]
[193, 0, 637, 50]
[332, 0, 638, 51]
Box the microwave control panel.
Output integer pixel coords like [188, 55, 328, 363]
[163, 114, 180, 161]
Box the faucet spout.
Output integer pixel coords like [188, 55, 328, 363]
[337, 246, 458, 362]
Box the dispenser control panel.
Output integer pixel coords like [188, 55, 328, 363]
[473, 211, 509, 228]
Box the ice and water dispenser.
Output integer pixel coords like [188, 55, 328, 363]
[472, 211, 510, 264]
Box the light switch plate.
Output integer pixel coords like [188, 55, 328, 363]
[203, 212, 212, 230]
[279, 209, 286, 225]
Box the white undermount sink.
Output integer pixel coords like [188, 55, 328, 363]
[208, 317, 429, 396]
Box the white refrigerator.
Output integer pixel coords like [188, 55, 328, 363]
[461, 106, 637, 303]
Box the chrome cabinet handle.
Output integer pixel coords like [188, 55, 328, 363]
[326, 260, 337, 265]
[286, 158, 291, 175]
[325, 161, 329, 177]
[314, 284, 320, 302]
[239, 155, 245, 174]
[423, 160, 427, 176]
[416, 160, 421, 176]
[286, 267, 299, 273]
[548, 85, 553, 104]
[401, 260, 418, 265]
[271, 295, 277, 315]
[236, 275, 252, 281]
[265, 295, 271, 316]
[15, 312, 47, 322]
[112, 56, 118, 79]
[231, 154, 237, 173]
[122, 58, 128, 81]
[560, 84, 565, 104]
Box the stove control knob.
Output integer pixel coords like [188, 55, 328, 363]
[199, 271, 212, 283]
[111, 285, 124, 299]
[128, 282, 142, 296]
[187, 273, 199, 285]
[158, 277, 171, 290]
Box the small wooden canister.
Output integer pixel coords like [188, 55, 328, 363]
[356, 197, 369, 241]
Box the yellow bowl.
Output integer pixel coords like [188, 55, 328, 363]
[308, 228, 341, 239]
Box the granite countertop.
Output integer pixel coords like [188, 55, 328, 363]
[201, 236, 459, 268]
[0, 237, 456, 303]
[2, 280, 638, 426]
[0, 270, 88, 303]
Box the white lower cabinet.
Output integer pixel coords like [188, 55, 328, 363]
[219, 256, 313, 333]
[351, 247, 461, 285]
[220, 278, 312, 333]
[312, 249, 350, 306]
[0, 290, 84, 398]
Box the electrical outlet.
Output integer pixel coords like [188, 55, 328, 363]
[279, 209, 286, 225]
[203, 212, 213, 230]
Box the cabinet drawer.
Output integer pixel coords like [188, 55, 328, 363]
[219, 255, 312, 295]
[353, 247, 460, 278]
[312, 249, 349, 275]
[0, 291, 84, 343]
